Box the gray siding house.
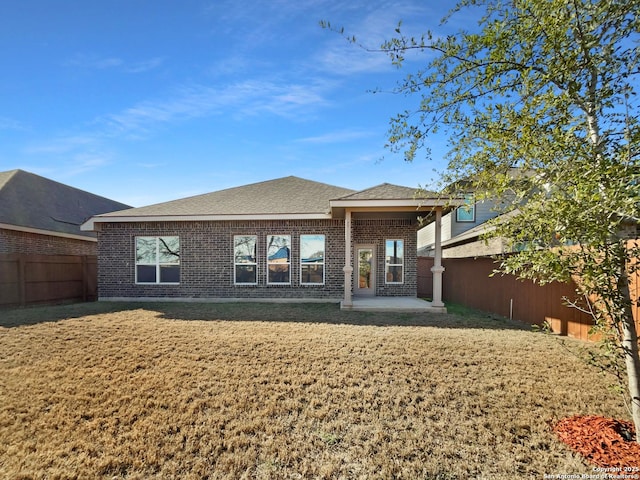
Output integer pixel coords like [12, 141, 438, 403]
[82, 176, 460, 310]
[418, 195, 507, 258]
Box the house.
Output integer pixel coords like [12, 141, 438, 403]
[418, 178, 639, 259]
[81, 176, 462, 310]
[417, 193, 506, 258]
[0, 169, 130, 256]
[417, 199, 511, 258]
[416, 172, 521, 260]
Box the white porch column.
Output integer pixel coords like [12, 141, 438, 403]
[431, 207, 445, 308]
[342, 208, 353, 307]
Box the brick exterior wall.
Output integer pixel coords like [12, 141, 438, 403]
[97, 218, 419, 300]
[0, 228, 96, 256]
[351, 218, 418, 297]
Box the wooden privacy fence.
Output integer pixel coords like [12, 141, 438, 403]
[0, 254, 97, 307]
[418, 249, 640, 342]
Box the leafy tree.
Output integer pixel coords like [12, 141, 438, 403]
[327, 0, 640, 437]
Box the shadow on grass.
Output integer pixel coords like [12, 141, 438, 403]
[0, 301, 139, 328]
[0, 300, 533, 332]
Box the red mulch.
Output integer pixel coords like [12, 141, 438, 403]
[554, 415, 640, 468]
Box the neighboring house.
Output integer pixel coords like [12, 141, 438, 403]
[82, 176, 461, 308]
[418, 194, 507, 258]
[0, 169, 130, 256]
[418, 183, 639, 259]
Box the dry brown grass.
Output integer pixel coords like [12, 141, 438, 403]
[0, 302, 629, 479]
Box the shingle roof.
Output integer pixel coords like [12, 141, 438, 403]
[336, 183, 437, 200]
[0, 169, 130, 238]
[96, 176, 356, 218]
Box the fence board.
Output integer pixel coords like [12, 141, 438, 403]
[0, 254, 97, 307]
[419, 251, 639, 342]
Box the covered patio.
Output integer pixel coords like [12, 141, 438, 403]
[330, 184, 463, 313]
[341, 296, 447, 313]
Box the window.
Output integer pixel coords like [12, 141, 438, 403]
[234, 235, 257, 284]
[267, 235, 291, 284]
[300, 234, 325, 285]
[385, 239, 404, 284]
[136, 236, 180, 284]
[456, 193, 476, 222]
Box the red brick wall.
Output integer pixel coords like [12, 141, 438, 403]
[98, 220, 346, 299]
[97, 218, 419, 300]
[351, 218, 418, 297]
[0, 228, 96, 256]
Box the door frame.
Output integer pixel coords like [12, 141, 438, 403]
[354, 244, 375, 296]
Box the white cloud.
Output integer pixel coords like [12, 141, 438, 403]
[315, 45, 390, 75]
[251, 82, 330, 117]
[295, 129, 374, 144]
[67, 152, 111, 173]
[135, 162, 167, 169]
[64, 54, 123, 69]
[313, 2, 436, 75]
[24, 135, 99, 155]
[0, 116, 27, 131]
[126, 57, 165, 74]
[21, 132, 113, 179]
[208, 56, 253, 77]
[64, 54, 163, 73]
[101, 78, 331, 136]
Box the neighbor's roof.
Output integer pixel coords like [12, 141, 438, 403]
[0, 169, 130, 240]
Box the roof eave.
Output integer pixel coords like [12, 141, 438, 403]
[329, 198, 465, 209]
[1, 222, 97, 242]
[81, 212, 333, 231]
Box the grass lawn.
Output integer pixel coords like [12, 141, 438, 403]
[0, 301, 629, 479]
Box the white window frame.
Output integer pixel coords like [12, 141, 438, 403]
[267, 234, 291, 285]
[385, 239, 404, 284]
[300, 234, 325, 285]
[135, 236, 180, 284]
[234, 235, 258, 285]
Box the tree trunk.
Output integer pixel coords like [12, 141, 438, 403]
[618, 244, 640, 443]
[621, 311, 640, 443]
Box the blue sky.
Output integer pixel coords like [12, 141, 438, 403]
[0, 1, 471, 207]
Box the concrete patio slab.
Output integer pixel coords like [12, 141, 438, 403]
[340, 297, 447, 313]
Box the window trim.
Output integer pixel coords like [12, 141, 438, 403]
[300, 234, 325, 286]
[135, 236, 180, 285]
[233, 235, 258, 285]
[385, 239, 404, 285]
[456, 193, 476, 223]
[267, 234, 291, 285]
